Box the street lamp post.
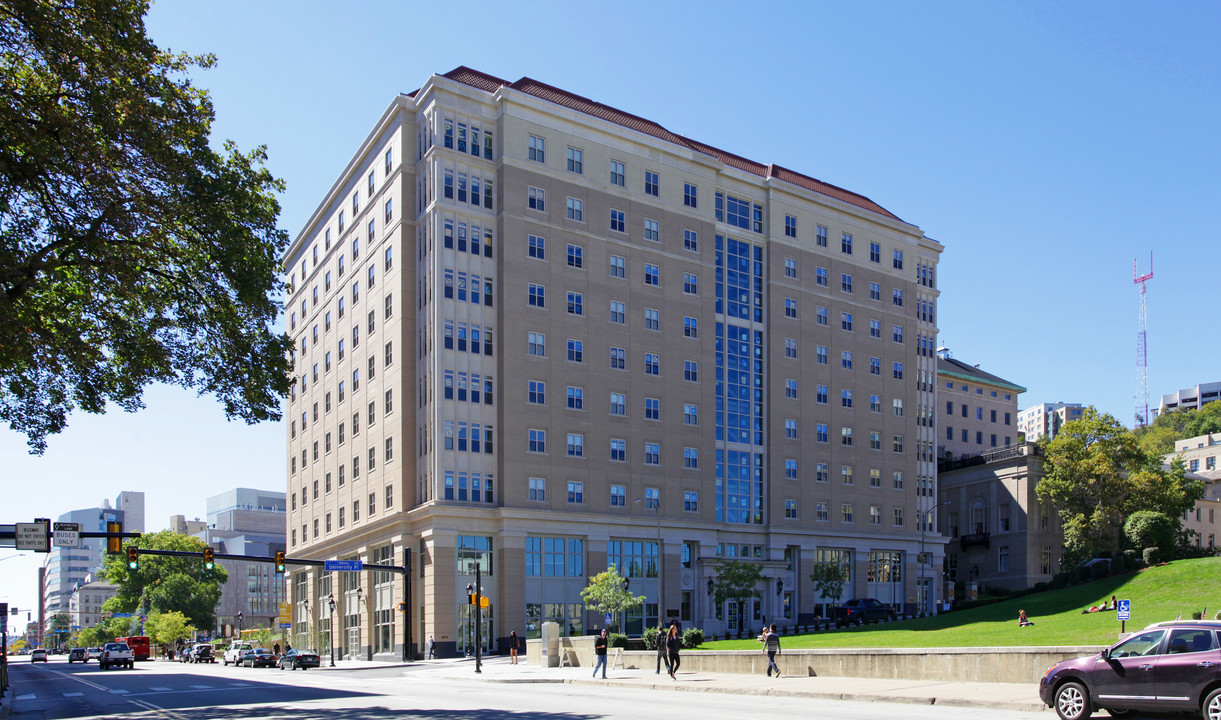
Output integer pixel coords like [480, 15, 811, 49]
[635, 496, 663, 625]
[464, 582, 473, 658]
[919, 501, 953, 616]
[327, 594, 336, 667]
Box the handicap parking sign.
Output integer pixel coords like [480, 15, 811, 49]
[1117, 599, 1131, 621]
[604, 612, 612, 624]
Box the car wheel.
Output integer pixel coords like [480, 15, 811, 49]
[1054, 681, 1090, 720]
[1203, 687, 1221, 720]
[1104, 708, 1136, 718]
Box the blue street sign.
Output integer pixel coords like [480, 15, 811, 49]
[279, 623, 291, 629]
[113, 613, 133, 618]
[325, 560, 363, 572]
[604, 612, 612, 624]
[1117, 599, 1131, 621]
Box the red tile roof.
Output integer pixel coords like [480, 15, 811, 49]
[428, 67, 900, 222]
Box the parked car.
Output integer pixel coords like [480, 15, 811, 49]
[242, 648, 276, 668]
[191, 643, 215, 663]
[222, 641, 252, 666]
[67, 647, 87, 663]
[832, 598, 897, 627]
[31, 649, 47, 663]
[99, 642, 133, 670]
[1040, 620, 1221, 720]
[278, 648, 320, 670]
[87, 647, 103, 660]
[178, 645, 194, 662]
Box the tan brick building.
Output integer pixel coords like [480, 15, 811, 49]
[282, 67, 943, 659]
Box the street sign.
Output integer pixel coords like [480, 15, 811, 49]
[53, 522, 80, 548]
[0, 603, 7, 618]
[278, 602, 291, 626]
[1117, 599, 1131, 621]
[0, 524, 14, 548]
[604, 612, 612, 624]
[325, 560, 363, 572]
[279, 623, 291, 629]
[16, 522, 49, 552]
[113, 613, 133, 618]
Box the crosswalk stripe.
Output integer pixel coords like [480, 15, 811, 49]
[189, 684, 212, 689]
[150, 686, 172, 691]
[15, 694, 34, 700]
[109, 689, 129, 694]
[64, 692, 84, 697]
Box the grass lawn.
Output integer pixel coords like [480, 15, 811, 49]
[702, 556, 1221, 649]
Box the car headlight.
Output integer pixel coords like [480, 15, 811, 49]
[1043, 664, 1059, 679]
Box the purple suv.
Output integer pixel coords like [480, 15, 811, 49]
[1040, 621, 1221, 720]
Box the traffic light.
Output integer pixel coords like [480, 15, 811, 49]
[274, 551, 286, 574]
[126, 546, 139, 571]
[106, 521, 123, 554]
[203, 548, 214, 570]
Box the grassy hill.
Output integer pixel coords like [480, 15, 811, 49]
[703, 557, 1221, 649]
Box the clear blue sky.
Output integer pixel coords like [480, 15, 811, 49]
[4, 0, 1219, 633]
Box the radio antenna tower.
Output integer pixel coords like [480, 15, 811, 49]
[1134, 253, 1153, 427]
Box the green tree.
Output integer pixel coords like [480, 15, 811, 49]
[77, 616, 125, 647]
[1123, 510, 1178, 553]
[580, 566, 643, 633]
[48, 611, 71, 650]
[145, 610, 195, 649]
[710, 560, 765, 636]
[810, 561, 847, 606]
[0, 0, 291, 454]
[102, 530, 228, 630]
[1038, 407, 1203, 564]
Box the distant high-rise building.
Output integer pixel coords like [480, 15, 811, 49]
[283, 67, 945, 659]
[1156, 381, 1221, 418]
[1017, 402, 1085, 443]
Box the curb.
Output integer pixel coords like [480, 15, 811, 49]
[0, 686, 11, 720]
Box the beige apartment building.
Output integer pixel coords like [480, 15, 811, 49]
[1017, 402, 1084, 443]
[282, 67, 943, 659]
[936, 351, 1024, 461]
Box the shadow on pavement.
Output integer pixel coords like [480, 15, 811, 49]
[156, 707, 601, 720]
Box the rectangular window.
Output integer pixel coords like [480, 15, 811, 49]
[644, 264, 659, 286]
[644, 352, 659, 375]
[565, 197, 583, 222]
[684, 360, 698, 382]
[610, 300, 625, 324]
[816, 224, 828, 247]
[869, 241, 881, 263]
[610, 438, 626, 462]
[610, 208, 625, 233]
[528, 331, 545, 356]
[566, 433, 584, 457]
[870, 281, 881, 301]
[567, 481, 584, 504]
[784, 257, 797, 278]
[610, 484, 626, 505]
[683, 229, 698, 252]
[528, 186, 545, 212]
[784, 298, 797, 319]
[567, 291, 583, 316]
[609, 392, 626, 416]
[784, 215, 797, 237]
[566, 386, 584, 410]
[528, 379, 545, 405]
[610, 346, 625, 369]
[841, 273, 853, 293]
[683, 183, 697, 207]
[785, 378, 798, 399]
[528, 428, 546, 453]
[644, 442, 660, 465]
[684, 447, 698, 469]
[566, 146, 583, 174]
[683, 272, 698, 295]
[785, 499, 798, 519]
[644, 307, 660, 331]
[528, 234, 545, 259]
[644, 171, 659, 196]
[610, 160, 625, 186]
[683, 316, 697, 338]
[567, 243, 584, 269]
[644, 218, 660, 242]
[528, 134, 545, 163]
[816, 267, 828, 286]
[841, 232, 853, 254]
[528, 477, 545, 501]
[893, 249, 904, 269]
[609, 254, 625, 278]
[567, 339, 583, 363]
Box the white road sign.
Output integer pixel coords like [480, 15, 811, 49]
[16, 522, 48, 551]
[53, 522, 80, 548]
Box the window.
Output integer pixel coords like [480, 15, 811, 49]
[644, 352, 659, 375]
[893, 362, 904, 379]
[893, 398, 904, 416]
[528, 235, 545, 261]
[567, 243, 584, 268]
[528, 134, 545, 162]
[644, 218, 660, 242]
[683, 272, 698, 295]
[610, 346, 625, 369]
[566, 433, 584, 457]
[870, 356, 881, 375]
[610, 300, 625, 324]
[785, 418, 798, 439]
[784, 298, 797, 318]
[528, 428, 546, 453]
[684, 316, 698, 338]
[871, 394, 881, 412]
[785, 378, 798, 399]
[785, 338, 797, 359]
[817, 463, 829, 482]
[841, 232, 853, 254]
[842, 389, 853, 408]
[784, 215, 797, 237]
[870, 281, 881, 301]
[893, 288, 904, 307]
[893, 249, 904, 269]
[644, 264, 659, 286]
[870, 506, 881, 525]
[610, 438, 626, 462]
[870, 319, 881, 338]
[815, 306, 828, 326]
[528, 331, 545, 356]
[785, 458, 798, 479]
[869, 241, 881, 263]
[567, 481, 584, 504]
[841, 273, 853, 293]
[566, 146, 583, 174]
[610, 160, 625, 186]
[609, 254, 625, 278]
[567, 291, 583, 315]
[528, 477, 545, 501]
[683, 403, 698, 425]
[683, 228, 698, 252]
[609, 392, 626, 416]
[683, 183, 697, 207]
[816, 266, 828, 286]
[841, 350, 853, 369]
[567, 339, 583, 363]
[684, 447, 698, 469]
[841, 427, 854, 446]
[644, 170, 659, 196]
[565, 197, 583, 221]
[893, 435, 904, 453]
[841, 312, 853, 331]
[528, 380, 545, 405]
[785, 499, 798, 519]
[644, 442, 660, 465]
[816, 224, 828, 247]
[816, 344, 828, 364]
[610, 484, 626, 505]
[566, 386, 583, 410]
[842, 504, 854, 523]
[528, 186, 545, 212]
[610, 208, 625, 233]
[816, 384, 828, 403]
[644, 307, 660, 331]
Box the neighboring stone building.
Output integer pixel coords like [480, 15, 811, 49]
[937, 443, 1065, 593]
[936, 351, 1025, 461]
[1168, 434, 1221, 551]
[169, 515, 207, 536]
[1156, 381, 1221, 418]
[67, 575, 118, 632]
[1017, 402, 1085, 443]
[283, 67, 946, 659]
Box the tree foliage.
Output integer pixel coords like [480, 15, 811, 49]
[810, 561, 847, 604]
[1038, 407, 1203, 564]
[710, 560, 765, 628]
[1135, 402, 1221, 456]
[102, 530, 228, 630]
[1123, 510, 1178, 553]
[580, 565, 643, 630]
[0, 0, 291, 453]
[145, 610, 195, 648]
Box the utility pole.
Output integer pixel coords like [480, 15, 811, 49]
[474, 560, 482, 674]
[1134, 253, 1154, 427]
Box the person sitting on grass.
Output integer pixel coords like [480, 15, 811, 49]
[1018, 609, 1034, 627]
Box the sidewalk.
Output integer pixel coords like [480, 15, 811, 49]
[404, 656, 1046, 712]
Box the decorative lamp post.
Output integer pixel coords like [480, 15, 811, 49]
[919, 501, 953, 616]
[635, 495, 663, 625]
[327, 594, 336, 667]
[464, 582, 474, 657]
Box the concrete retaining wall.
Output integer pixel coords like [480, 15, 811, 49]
[526, 639, 1103, 684]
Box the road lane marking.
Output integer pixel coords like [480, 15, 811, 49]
[109, 688, 130, 694]
[15, 694, 34, 700]
[130, 698, 189, 720]
[49, 668, 109, 691]
[150, 686, 172, 691]
[64, 692, 84, 697]
[189, 684, 213, 689]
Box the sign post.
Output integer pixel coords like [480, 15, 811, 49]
[1117, 599, 1131, 634]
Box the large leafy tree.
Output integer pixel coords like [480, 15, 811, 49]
[145, 610, 195, 648]
[580, 565, 643, 633]
[102, 530, 228, 630]
[1038, 407, 1203, 564]
[0, 0, 291, 453]
[710, 560, 765, 634]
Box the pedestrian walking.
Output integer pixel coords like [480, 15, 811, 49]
[592, 629, 609, 679]
[427, 635, 436, 659]
[763, 624, 781, 678]
[654, 624, 670, 674]
[273, 642, 280, 656]
[665, 624, 681, 679]
[509, 631, 520, 664]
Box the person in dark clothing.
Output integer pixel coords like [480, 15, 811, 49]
[509, 631, 520, 665]
[665, 624, 681, 679]
[654, 624, 670, 674]
[763, 624, 781, 677]
[593, 629, 608, 679]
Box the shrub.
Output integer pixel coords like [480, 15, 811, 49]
[1125, 512, 1177, 555]
[1192, 611, 1204, 620]
[681, 627, 704, 649]
[642, 628, 663, 651]
[1124, 549, 1141, 568]
[1143, 547, 1160, 566]
[608, 633, 628, 649]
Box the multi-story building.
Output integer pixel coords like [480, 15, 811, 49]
[67, 575, 118, 633]
[41, 492, 144, 635]
[1172, 434, 1221, 478]
[1156, 381, 1221, 418]
[179, 488, 287, 639]
[1168, 434, 1221, 552]
[283, 67, 944, 659]
[1017, 402, 1084, 443]
[936, 351, 1024, 461]
[170, 515, 207, 536]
